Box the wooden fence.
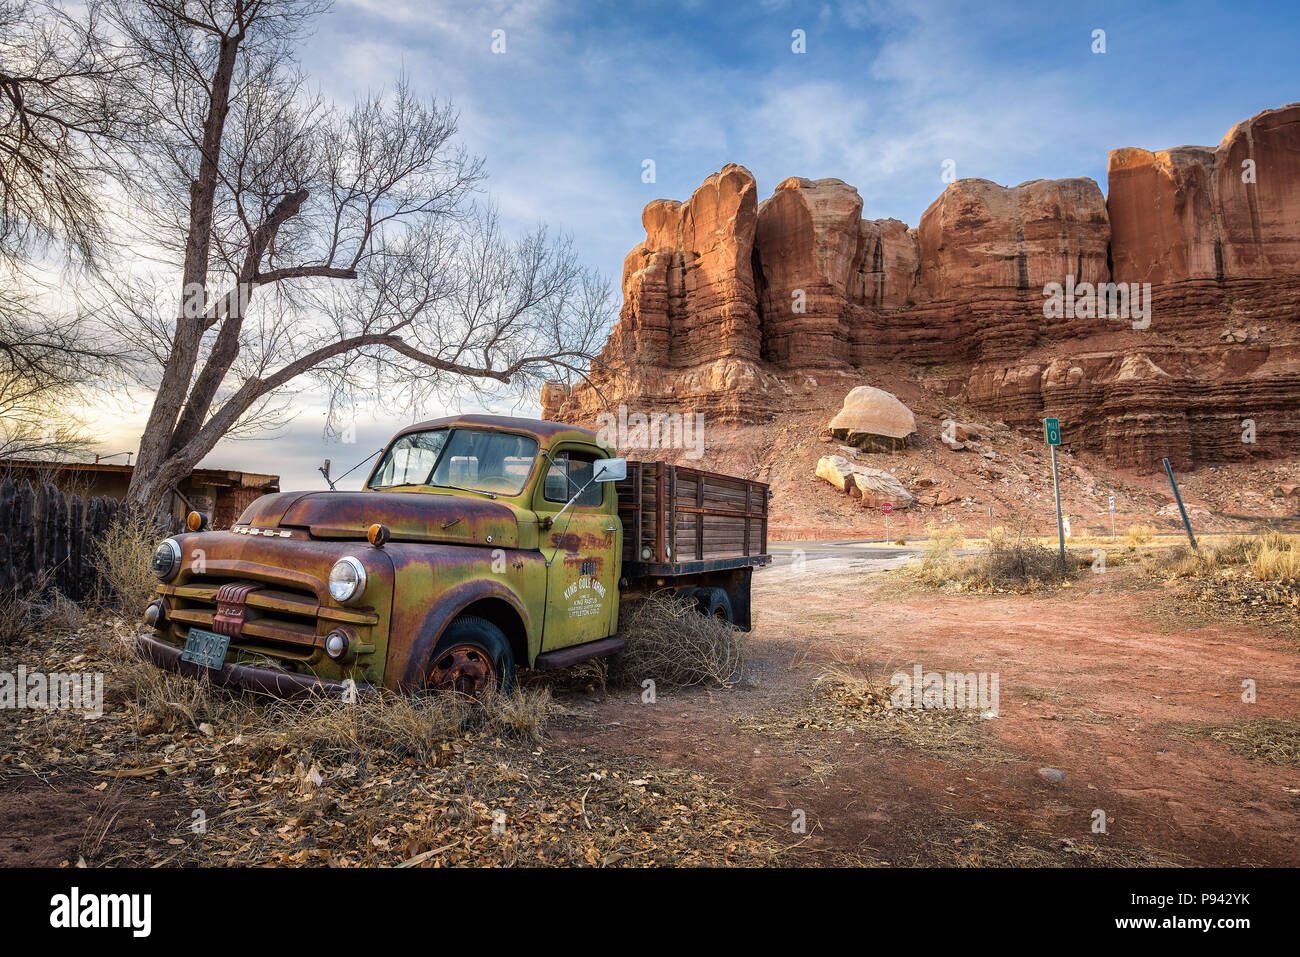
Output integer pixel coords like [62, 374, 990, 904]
[0, 478, 138, 603]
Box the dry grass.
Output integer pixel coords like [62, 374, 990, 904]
[736, 665, 1006, 762]
[95, 511, 163, 611]
[110, 631, 562, 753]
[611, 592, 747, 688]
[4, 617, 780, 868]
[0, 592, 36, 645]
[1126, 524, 1157, 546]
[1250, 532, 1300, 581]
[1174, 718, 1300, 767]
[912, 523, 1076, 593]
[1144, 531, 1300, 583]
[0, 586, 85, 645]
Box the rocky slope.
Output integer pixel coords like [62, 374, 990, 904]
[544, 105, 1300, 528]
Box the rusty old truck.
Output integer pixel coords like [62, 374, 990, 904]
[138, 414, 771, 696]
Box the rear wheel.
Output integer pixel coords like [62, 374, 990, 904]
[687, 587, 733, 625]
[425, 615, 515, 697]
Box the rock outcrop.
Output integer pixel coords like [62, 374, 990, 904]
[544, 104, 1300, 474]
[1108, 106, 1300, 284]
[917, 177, 1109, 300]
[815, 455, 914, 508]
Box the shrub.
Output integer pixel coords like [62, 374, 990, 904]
[1126, 524, 1157, 547]
[913, 523, 1074, 592]
[1250, 532, 1300, 582]
[95, 510, 163, 611]
[611, 592, 746, 688]
[916, 523, 967, 582]
[0, 584, 85, 645]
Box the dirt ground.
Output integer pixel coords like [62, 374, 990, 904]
[549, 549, 1300, 866]
[3, 549, 1297, 867]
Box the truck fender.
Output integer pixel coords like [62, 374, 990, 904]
[394, 578, 534, 691]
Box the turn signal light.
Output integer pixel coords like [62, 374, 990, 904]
[186, 510, 209, 531]
[367, 523, 390, 547]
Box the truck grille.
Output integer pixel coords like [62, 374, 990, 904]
[158, 577, 379, 661]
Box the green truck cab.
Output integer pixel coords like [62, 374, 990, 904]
[138, 414, 770, 697]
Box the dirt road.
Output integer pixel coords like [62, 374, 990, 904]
[552, 552, 1300, 866]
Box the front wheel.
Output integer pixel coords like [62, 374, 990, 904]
[425, 614, 515, 697]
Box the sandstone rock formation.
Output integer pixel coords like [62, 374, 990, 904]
[543, 104, 1300, 474]
[827, 385, 917, 451]
[1108, 106, 1300, 284]
[917, 177, 1109, 300]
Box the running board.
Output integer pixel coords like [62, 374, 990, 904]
[533, 636, 626, 670]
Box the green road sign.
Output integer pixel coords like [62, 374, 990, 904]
[1044, 417, 1062, 446]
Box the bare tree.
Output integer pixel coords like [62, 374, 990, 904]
[0, 282, 105, 459]
[83, 0, 612, 513]
[0, 0, 127, 460]
[0, 0, 127, 267]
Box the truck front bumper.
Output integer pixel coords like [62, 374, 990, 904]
[136, 633, 375, 699]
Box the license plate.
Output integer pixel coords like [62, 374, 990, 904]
[181, 627, 231, 670]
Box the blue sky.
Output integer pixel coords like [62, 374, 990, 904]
[125, 0, 1298, 489]
[307, 0, 1299, 285]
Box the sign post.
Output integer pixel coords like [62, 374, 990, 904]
[1108, 494, 1116, 540]
[881, 501, 893, 540]
[1044, 418, 1066, 568]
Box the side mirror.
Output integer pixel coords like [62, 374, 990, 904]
[593, 457, 627, 482]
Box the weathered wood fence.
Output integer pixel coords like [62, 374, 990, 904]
[0, 478, 134, 602]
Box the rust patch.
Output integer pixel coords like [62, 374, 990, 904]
[427, 642, 497, 697]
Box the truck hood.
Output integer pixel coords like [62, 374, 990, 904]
[237, 490, 522, 548]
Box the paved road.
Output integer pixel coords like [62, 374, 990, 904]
[761, 539, 924, 577]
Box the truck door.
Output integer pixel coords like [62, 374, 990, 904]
[535, 445, 620, 650]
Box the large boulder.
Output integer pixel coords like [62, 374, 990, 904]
[827, 386, 917, 451]
[815, 455, 913, 508]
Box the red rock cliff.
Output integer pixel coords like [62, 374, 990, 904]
[546, 104, 1300, 473]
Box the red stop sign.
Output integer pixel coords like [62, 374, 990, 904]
[880, 503, 894, 513]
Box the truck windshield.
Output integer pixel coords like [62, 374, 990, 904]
[370, 428, 538, 496]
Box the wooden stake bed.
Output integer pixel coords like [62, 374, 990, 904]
[616, 460, 771, 578]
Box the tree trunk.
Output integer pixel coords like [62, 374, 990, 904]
[125, 30, 243, 513]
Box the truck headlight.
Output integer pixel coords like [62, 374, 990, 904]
[328, 557, 367, 604]
[151, 539, 181, 581]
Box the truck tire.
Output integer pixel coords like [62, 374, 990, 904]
[689, 587, 734, 625]
[426, 614, 516, 697]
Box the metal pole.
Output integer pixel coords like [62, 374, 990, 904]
[1162, 457, 1198, 550]
[1051, 444, 1066, 567]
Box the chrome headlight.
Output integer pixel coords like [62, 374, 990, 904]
[328, 557, 367, 604]
[151, 538, 181, 581]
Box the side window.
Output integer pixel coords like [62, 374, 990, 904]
[543, 451, 604, 507]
